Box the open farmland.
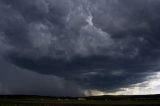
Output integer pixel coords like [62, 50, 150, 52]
[0, 95, 160, 106]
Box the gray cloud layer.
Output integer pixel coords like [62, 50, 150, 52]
[0, 57, 83, 96]
[0, 0, 160, 95]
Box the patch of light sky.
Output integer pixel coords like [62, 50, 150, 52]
[84, 72, 160, 96]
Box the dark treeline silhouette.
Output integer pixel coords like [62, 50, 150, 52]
[0, 95, 160, 101]
[88, 95, 160, 100]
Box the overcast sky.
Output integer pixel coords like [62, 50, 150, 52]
[0, 0, 160, 96]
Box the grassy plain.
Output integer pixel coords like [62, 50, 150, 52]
[0, 95, 160, 106]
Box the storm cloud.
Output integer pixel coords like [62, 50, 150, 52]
[0, 0, 160, 95]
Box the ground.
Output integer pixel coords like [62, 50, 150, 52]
[0, 95, 160, 106]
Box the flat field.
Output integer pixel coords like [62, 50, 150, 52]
[0, 95, 160, 106]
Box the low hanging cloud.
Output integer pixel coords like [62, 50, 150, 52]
[0, 57, 84, 96]
[1, 0, 160, 95]
[0, 83, 10, 95]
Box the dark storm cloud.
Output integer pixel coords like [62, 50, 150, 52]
[1, 0, 160, 93]
[0, 57, 83, 96]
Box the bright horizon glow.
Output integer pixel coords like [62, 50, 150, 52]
[84, 72, 160, 96]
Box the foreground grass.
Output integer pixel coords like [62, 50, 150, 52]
[1, 95, 160, 106]
[1, 99, 160, 106]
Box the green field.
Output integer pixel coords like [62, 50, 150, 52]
[0, 95, 160, 106]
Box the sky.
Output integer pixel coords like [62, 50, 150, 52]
[0, 0, 160, 96]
